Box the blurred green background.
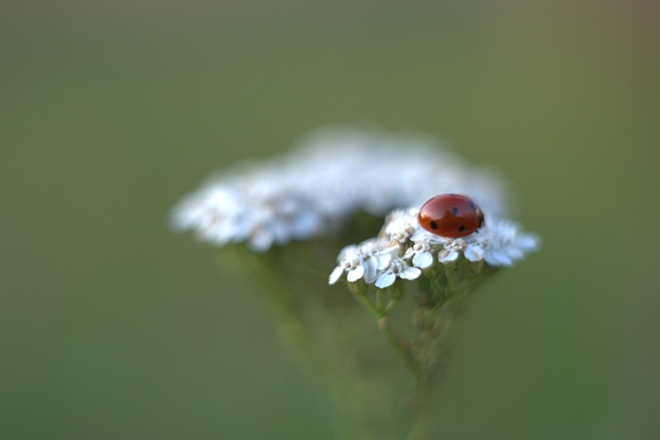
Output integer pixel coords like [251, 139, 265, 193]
[1, 1, 658, 439]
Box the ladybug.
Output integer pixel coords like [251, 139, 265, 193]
[418, 194, 485, 238]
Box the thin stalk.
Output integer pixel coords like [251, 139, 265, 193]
[406, 379, 431, 440]
[378, 316, 419, 375]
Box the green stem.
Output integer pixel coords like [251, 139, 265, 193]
[407, 380, 431, 440]
[351, 288, 380, 317]
[378, 316, 419, 375]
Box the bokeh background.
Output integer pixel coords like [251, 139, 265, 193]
[2, 1, 658, 439]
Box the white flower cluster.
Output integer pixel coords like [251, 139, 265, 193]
[329, 208, 539, 289]
[171, 127, 509, 251]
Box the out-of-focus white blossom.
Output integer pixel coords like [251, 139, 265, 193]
[171, 127, 509, 251]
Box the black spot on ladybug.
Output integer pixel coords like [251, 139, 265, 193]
[451, 207, 459, 216]
[469, 201, 477, 210]
[430, 220, 438, 230]
[458, 225, 465, 232]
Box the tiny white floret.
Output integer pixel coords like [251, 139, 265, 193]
[374, 258, 422, 289]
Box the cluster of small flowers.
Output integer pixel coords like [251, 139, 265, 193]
[171, 128, 509, 251]
[328, 208, 539, 289]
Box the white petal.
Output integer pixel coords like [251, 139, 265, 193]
[400, 267, 422, 280]
[376, 253, 393, 270]
[347, 265, 365, 282]
[410, 230, 428, 242]
[412, 252, 434, 268]
[362, 258, 379, 282]
[328, 266, 344, 285]
[464, 244, 485, 262]
[439, 250, 460, 263]
[337, 244, 359, 260]
[375, 272, 396, 289]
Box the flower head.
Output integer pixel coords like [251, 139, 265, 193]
[328, 208, 539, 289]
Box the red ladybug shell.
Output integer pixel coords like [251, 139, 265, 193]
[418, 194, 485, 238]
